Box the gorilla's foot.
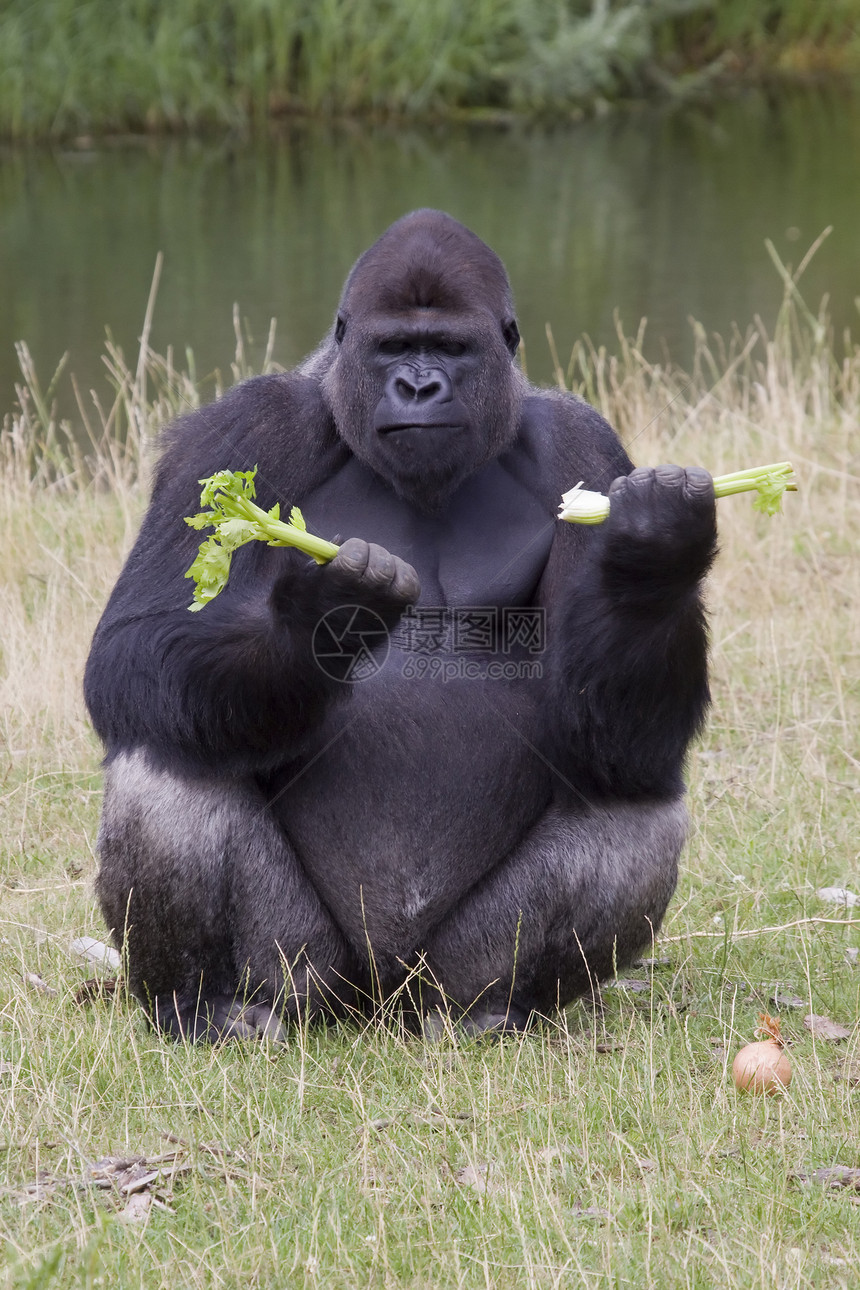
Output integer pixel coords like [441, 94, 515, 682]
[422, 1004, 532, 1043]
[219, 1001, 288, 1043]
[151, 995, 287, 1044]
[461, 1006, 532, 1037]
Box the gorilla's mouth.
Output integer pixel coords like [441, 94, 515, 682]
[376, 422, 463, 436]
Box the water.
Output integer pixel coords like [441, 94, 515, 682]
[2, 87, 859, 423]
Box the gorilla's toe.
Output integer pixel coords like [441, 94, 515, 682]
[422, 1004, 532, 1042]
[152, 995, 287, 1044]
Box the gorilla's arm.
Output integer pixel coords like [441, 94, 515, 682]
[536, 404, 716, 801]
[84, 376, 417, 773]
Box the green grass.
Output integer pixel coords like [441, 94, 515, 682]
[2, 0, 860, 139]
[696, 0, 860, 64]
[2, 256, 860, 1285]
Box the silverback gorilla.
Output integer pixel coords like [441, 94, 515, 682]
[84, 210, 716, 1041]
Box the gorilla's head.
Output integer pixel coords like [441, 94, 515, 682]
[316, 210, 525, 512]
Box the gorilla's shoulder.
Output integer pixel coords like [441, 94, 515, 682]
[160, 372, 328, 453]
[154, 372, 342, 503]
[519, 388, 632, 483]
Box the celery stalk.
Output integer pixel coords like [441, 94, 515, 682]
[184, 467, 338, 611]
[559, 461, 797, 525]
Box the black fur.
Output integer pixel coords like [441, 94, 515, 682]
[84, 210, 716, 1040]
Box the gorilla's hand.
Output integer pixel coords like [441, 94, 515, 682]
[271, 538, 419, 627]
[326, 538, 421, 608]
[601, 465, 717, 592]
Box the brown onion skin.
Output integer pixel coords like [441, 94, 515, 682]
[732, 1040, 792, 1094]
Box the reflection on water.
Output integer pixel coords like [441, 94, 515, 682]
[2, 87, 859, 422]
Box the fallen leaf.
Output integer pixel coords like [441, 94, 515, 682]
[198, 1141, 235, 1159]
[534, 1145, 567, 1163]
[71, 937, 121, 970]
[17, 1171, 57, 1204]
[15, 1147, 194, 1210]
[845, 948, 859, 964]
[453, 1162, 505, 1196]
[603, 979, 649, 993]
[24, 973, 57, 997]
[804, 1014, 852, 1041]
[570, 1205, 610, 1221]
[769, 990, 806, 1009]
[85, 1156, 150, 1189]
[836, 1059, 860, 1086]
[454, 1162, 487, 1191]
[121, 1169, 163, 1196]
[816, 887, 859, 907]
[117, 1191, 152, 1225]
[427, 1104, 472, 1122]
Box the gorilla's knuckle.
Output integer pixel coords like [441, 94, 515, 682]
[360, 544, 395, 586]
[329, 540, 369, 582]
[684, 466, 714, 496]
[654, 463, 684, 488]
[337, 536, 369, 563]
[392, 559, 420, 600]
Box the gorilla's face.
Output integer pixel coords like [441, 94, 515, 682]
[322, 211, 524, 511]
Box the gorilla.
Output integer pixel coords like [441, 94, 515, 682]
[84, 209, 716, 1042]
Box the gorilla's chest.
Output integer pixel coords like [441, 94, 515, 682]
[277, 454, 556, 941]
[300, 456, 554, 607]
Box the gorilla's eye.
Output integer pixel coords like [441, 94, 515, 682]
[378, 338, 411, 357]
[437, 340, 467, 357]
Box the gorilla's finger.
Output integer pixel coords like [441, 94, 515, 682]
[364, 543, 397, 588]
[331, 537, 371, 578]
[654, 464, 685, 489]
[683, 467, 714, 498]
[390, 560, 420, 604]
[626, 467, 653, 489]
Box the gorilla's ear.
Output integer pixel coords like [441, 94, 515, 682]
[335, 315, 347, 345]
[502, 317, 520, 357]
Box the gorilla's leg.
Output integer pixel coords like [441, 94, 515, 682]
[419, 798, 687, 1032]
[96, 750, 356, 1041]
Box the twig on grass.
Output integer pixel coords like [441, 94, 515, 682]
[660, 915, 860, 944]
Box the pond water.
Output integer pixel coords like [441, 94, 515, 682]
[2, 86, 859, 423]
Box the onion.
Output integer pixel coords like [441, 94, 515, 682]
[732, 1012, 792, 1094]
[732, 1040, 792, 1094]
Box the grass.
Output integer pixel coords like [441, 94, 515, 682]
[2, 252, 860, 1285]
[2, 0, 860, 139]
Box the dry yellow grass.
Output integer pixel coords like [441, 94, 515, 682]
[1, 266, 859, 1288]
